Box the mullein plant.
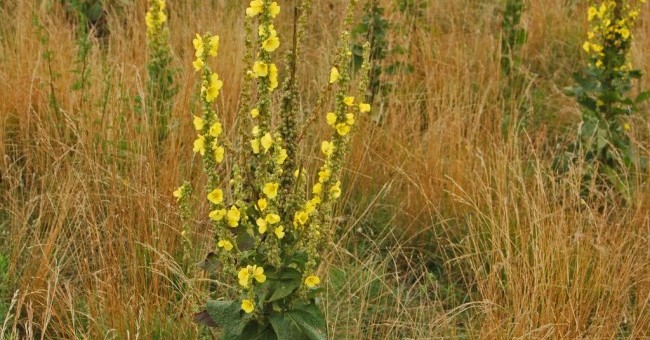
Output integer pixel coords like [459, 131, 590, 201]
[561, 0, 648, 198]
[176, 0, 371, 338]
[145, 0, 177, 145]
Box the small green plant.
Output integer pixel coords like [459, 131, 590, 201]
[69, 0, 93, 107]
[32, 12, 61, 120]
[173, 182, 194, 272]
[351, 0, 413, 114]
[500, 0, 527, 76]
[176, 0, 371, 338]
[145, 0, 177, 146]
[499, 0, 529, 135]
[561, 0, 648, 198]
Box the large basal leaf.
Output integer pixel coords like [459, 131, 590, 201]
[201, 300, 251, 338]
[285, 304, 328, 340]
[238, 322, 278, 340]
[269, 313, 306, 340]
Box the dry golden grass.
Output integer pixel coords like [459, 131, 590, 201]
[0, 0, 649, 339]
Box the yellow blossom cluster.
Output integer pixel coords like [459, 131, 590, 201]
[191, 33, 242, 259]
[292, 71, 370, 230]
[583, 0, 646, 70]
[145, 0, 167, 37]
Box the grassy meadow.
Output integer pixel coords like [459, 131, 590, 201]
[1, 0, 649, 338]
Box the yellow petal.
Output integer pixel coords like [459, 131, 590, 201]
[329, 67, 340, 84]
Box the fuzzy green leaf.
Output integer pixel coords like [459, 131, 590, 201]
[286, 304, 328, 340]
[268, 268, 302, 302]
[205, 300, 250, 338]
[269, 313, 306, 340]
[238, 322, 278, 340]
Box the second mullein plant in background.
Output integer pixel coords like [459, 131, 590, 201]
[562, 0, 648, 199]
[145, 0, 177, 146]
[174, 0, 371, 338]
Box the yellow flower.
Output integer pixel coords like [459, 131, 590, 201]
[173, 186, 183, 200]
[246, 0, 263, 17]
[208, 35, 219, 56]
[269, 2, 281, 18]
[252, 125, 261, 137]
[310, 196, 321, 205]
[192, 58, 204, 72]
[145, 12, 154, 31]
[263, 182, 279, 199]
[193, 33, 204, 57]
[274, 226, 285, 239]
[251, 139, 260, 154]
[345, 113, 355, 126]
[265, 213, 281, 225]
[259, 25, 279, 44]
[294, 211, 309, 226]
[253, 61, 268, 77]
[251, 265, 266, 283]
[335, 123, 351, 136]
[257, 218, 268, 233]
[588, 6, 597, 21]
[261, 132, 274, 151]
[591, 43, 603, 53]
[217, 239, 233, 251]
[263, 35, 280, 52]
[618, 27, 630, 39]
[207, 188, 224, 205]
[276, 148, 288, 165]
[305, 197, 320, 214]
[318, 168, 331, 183]
[238, 267, 250, 287]
[209, 209, 227, 221]
[193, 116, 205, 131]
[193, 135, 206, 155]
[241, 299, 254, 313]
[359, 103, 371, 113]
[312, 183, 322, 195]
[214, 146, 225, 163]
[258, 198, 268, 211]
[209, 122, 222, 137]
[623, 123, 631, 131]
[343, 96, 355, 106]
[326, 112, 337, 126]
[226, 206, 241, 227]
[329, 67, 340, 84]
[305, 275, 320, 288]
[268, 63, 279, 90]
[237, 265, 265, 288]
[206, 73, 223, 102]
[330, 181, 341, 198]
[251, 108, 260, 118]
